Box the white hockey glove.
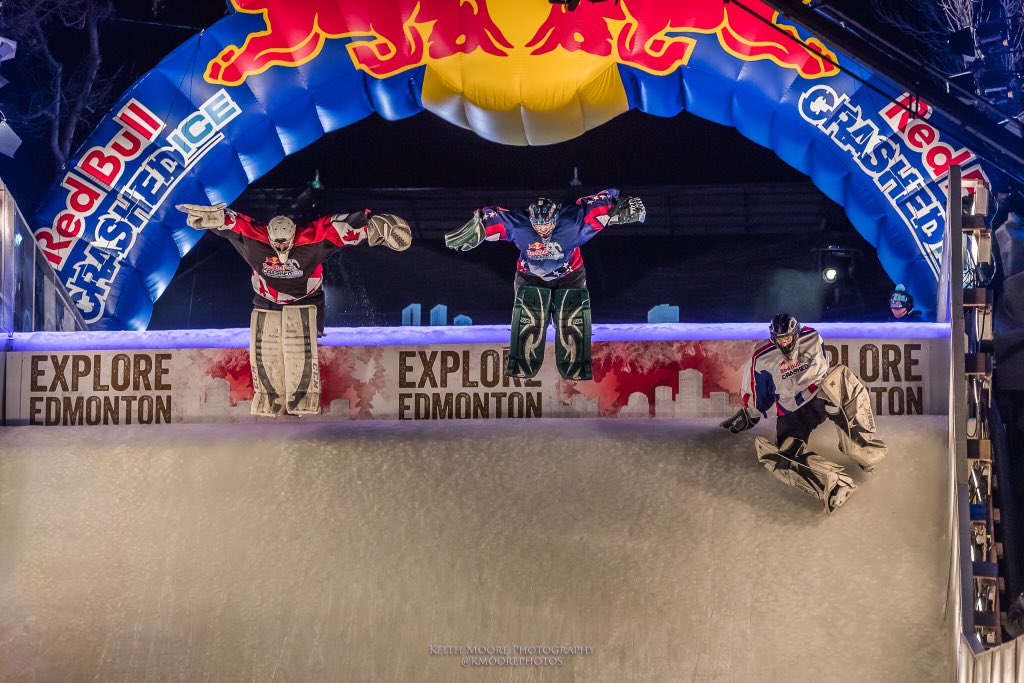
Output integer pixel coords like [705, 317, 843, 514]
[176, 202, 229, 230]
[607, 196, 646, 225]
[366, 213, 412, 251]
[444, 212, 487, 251]
[720, 407, 760, 434]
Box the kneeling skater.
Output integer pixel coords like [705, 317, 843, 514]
[721, 314, 888, 514]
[443, 190, 645, 380]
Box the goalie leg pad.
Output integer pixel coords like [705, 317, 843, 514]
[552, 288, 592, 381]
[755, 436, 857, 514]
[281, 305, 321, 415]
[507, 285, 552, 378]
[819, 364, 888, 471]
[250, 309, 286, 417]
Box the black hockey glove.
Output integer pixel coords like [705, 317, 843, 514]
[444, 212, 486, 251]
[607, 196, 646, 225]
[720, 408, 760, 433]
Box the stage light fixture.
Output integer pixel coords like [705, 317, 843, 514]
[975, 21, 1009, 48]
[949, 27, 976, 57]
[977, 65, 1012, 95]
[813, 245, 860, 285]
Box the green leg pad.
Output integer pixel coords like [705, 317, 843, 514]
[507, 285, 551, 378]
[552, 288, 592, 381]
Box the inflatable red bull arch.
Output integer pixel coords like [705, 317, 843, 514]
[30, 0, 995, 330]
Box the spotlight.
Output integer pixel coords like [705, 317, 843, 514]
[975, 21, 1009, 48]
[813, 245, 860, 285]
[976, 65, 1012, 95]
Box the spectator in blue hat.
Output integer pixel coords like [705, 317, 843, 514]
[888, 286, 921, 323]
[889, 285, 923, 322]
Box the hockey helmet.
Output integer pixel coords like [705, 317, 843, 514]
[769, 313, 800, 357]
[528, 197, 558, 238]
[267, 215, 297, 260]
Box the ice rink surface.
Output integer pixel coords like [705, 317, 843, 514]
[0, 416, 952, 682]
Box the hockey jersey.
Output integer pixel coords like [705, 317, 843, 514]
[210, 210, 369, 303]
[742, 327, 829, 416]
[477, 189, 620, 280]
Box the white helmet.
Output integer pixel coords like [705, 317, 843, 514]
[267, 215, 296, 260]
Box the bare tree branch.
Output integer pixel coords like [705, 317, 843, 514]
[870, 0, 978, 75]
[0, 0, 115, 170]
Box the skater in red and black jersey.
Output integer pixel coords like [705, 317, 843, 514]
[176, 201, 411, 336]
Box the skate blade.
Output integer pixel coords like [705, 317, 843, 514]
[826, 482, 858, 515]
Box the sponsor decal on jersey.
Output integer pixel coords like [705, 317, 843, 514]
[526, 240, 565, 261]
[779, 359, 813, 380]
[261, 256, 303, 278]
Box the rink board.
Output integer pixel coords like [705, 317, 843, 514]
[3, 323, 950, 425]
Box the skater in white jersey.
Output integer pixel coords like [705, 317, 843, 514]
[721, 313, 887, 514]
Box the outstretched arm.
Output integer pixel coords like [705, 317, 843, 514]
[308, 211, 413, 264]
[444, 208, 510, 251]
[574, 190, 645, 244]
[723, 357, 764, 433]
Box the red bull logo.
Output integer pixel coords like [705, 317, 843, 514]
[525, 0, 837, 78]
[205, 0, 838, 86]
[205, 0, 513, 85]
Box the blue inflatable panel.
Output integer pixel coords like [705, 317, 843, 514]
[29, 0, 1003, 328]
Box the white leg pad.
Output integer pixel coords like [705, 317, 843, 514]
[281, 305, 321, 415]
[250, 309, 286, 417]
[755, 437, 857, 514]
[819, 364, 888, 471]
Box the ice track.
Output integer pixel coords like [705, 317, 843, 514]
[0, 416, 951, 682]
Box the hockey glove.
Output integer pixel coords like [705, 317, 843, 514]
[444, 212, 486, 251]
[366, 214, 412, 251]
[176, 202, 228, 230]
[720, 407, 760, 433]
[607, 196, 646, 225]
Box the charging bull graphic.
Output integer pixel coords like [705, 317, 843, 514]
[30, 0, 987, 330]
[526, 1, 837, 77]
[206, 0, 514, 83]
[205, 0, 837, 83]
